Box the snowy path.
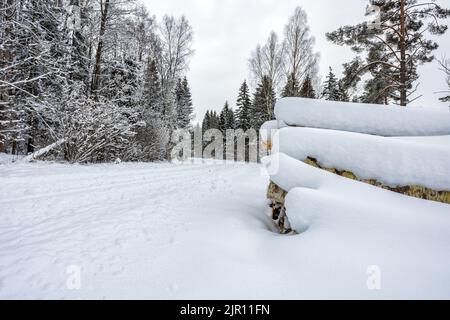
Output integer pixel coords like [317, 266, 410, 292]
[1, 160, 449, 299]
[0, 161, 276, 299]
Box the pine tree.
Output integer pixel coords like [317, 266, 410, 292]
[181, 77, 194, 128]
[282, 73, 300, 97]
[174, 77, 194, 129]
[106, 57, 139, 108]
[174, 78, 184, 125]
[219, 101, 235, 132]
[321, 67, 340, 101]
[337, 80, 350, 102]
[202, 110, 211, 134]
[235, 81, 252, 131]
[299, 75, 316, 98]
[202, 109, 221, 132]
[327, 0, 450, 106]
[360, 70, 392, 104]
[251, 76, 276, 129]
[136, 57, 168, 161]
[210, 111, 220, 129]
[142, 58, 163, 115]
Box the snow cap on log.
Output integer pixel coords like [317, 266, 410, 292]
[275, 97, 450, 137]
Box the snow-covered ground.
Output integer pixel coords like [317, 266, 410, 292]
[1, 158, 450, 299]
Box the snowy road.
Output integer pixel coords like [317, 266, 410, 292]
[1, 160, 450, 299]
[0, 160, 276, 299]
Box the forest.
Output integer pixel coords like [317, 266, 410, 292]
[1, 0, 449, 163]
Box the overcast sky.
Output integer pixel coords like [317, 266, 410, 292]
[142, 0, 450, 123]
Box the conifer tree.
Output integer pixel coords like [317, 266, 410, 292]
[321, 67, 340, 101]
[202, 111, 211, 134]
[202, 110, 221, 132]
[327, 0, 450, 106]
[209, 111, 220, 129]
[175, 77, 194, 129]
[299, 74, 316, 98]
[282, 73, 300, 97]
[235, 81, 252, 131]
[219, 101, 235, 132]
[181, 77, 194, 128]
[337, 80, 350, 102]
[251, 76, 276, 129]
[142, 59, 163, 115]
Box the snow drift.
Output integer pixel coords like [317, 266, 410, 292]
[275, 97, 450, 136]
[273, 127, 450, 191]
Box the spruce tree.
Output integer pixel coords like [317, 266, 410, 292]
[251, 76, 276, 129]
[143, 58, 163, 115]
[299, 75, 316, 98]
[219, 101, 235, 132]
[282, 73, 300, 97]
[175, 77, 194, 129]
[202, 110, 211, 133]
[321, 67, 340, 101]
[337, 80, 350, 102]
[209, 111, 220, 129]
[235, 81, 252, 131]
[181, 77, 194, 128]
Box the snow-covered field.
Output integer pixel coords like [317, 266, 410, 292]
[1, 158, 450, 299]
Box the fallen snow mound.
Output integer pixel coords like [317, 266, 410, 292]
[273, 127, 450, 190]
[275, 97, 450, 136]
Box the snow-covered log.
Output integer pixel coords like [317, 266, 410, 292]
[275, 97, 450, 136]
[284, 180, 450, 245]
[20, 139, 65, 163]
[264, 153, 450, 205]
[273, 127, 450, 191]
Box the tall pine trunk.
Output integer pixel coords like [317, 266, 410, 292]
[90, 0, 110, 98]
[399, 0, 407, 106]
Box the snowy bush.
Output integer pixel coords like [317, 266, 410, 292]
[55, 88, 141, 163]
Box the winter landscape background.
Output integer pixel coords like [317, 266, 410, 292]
[1, 0, 450, 299]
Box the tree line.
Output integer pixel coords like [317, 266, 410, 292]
[2, 1, 449, 163]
